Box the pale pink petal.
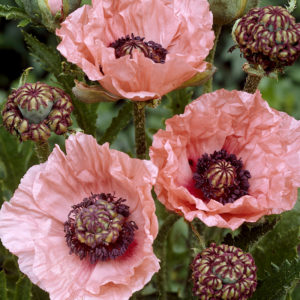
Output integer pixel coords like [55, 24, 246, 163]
[56, 0, 214, 100]
[0, 133, 159, 299]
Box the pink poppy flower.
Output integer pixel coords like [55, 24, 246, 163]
[150, 89, 300, 230]
[0, 133, 159, 300]
[56, 0, 214, 101]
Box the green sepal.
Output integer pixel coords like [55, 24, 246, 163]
[99, 102, 133, 145]
[251, 259, 300, 300]
[13, 275, 32, 300]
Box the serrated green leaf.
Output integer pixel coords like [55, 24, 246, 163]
[251, 259, 300, 300]
[99, 101, 133, 145]
[0, 270, 8, 300]
[165, 88, 193, 115]
[23, 32, 98, 135]
[23, 31, 62, 77]
[17, 19, 31, 27]
[223, 215, 279, 251]
[13, 275, 32, 300]
[251, 198, 300, 279]
[0, 5, 29, 21]
[0, 127, 35, 192]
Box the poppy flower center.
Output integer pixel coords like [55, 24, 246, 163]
[110, 33, 167, 63]
[64, 193, 138, 264]
[193, 150, 251, 204]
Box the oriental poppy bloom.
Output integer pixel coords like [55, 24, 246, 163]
[56, 0, 214, 101]
[0, 133, 159, 299]
[150, 89, 300, 230]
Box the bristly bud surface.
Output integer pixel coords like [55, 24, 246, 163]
[1, 82, 73, 142]
[234, 6, 300, 72]
[192, 243, 257, 300]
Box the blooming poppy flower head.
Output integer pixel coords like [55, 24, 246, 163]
[150, 89, 300, 230]
[56, 0, 214, 101]
[0, 133, 159, 300]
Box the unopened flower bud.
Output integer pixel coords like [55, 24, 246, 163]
[209, 0, 259, 25]
[234, 6, 300, 72]
[18, 0, 81, 31]
[1, 82, 73, 142]
[192, 243, 257, 300]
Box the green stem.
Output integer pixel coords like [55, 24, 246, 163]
[203, 24, 222, 94]
[243, 73, 263, 94]
[34, 141, 50, 163]
[154, 214, 180, 300]
[133, 102, 147, 159]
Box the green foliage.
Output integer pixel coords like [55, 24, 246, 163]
[99, 101, 133, 145]
[22, 32, 62, 77]
[251, 199, 300, 279]
[165, 88, 193, 115]
[0, 270, 8, 300]
[0, 120, 35, 192]
[14, 276, 32, 300]
[23, 31, 98, 135]
[0, 4, 29, 22]
[223, 216, 279, 251]
[251, 259, 300, 300]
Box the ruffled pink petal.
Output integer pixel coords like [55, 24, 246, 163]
[0, 133, 159, 299]
[150, 89, 300, 230]
[56, 0, 214, 100]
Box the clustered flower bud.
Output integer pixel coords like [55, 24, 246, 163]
[2, 82, 73, 142]
[234, 6, 300, 72]
[192, 243, 257, 300]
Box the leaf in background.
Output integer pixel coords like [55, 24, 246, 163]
[22, 32, 62, 77]
[0, 5, 29, 21]
[23, 31, 98, 135]
[31, 284, 49, 300]
[0, 128, 35, 193]
[251, 197, 300, 279]
[99, 101, 133, 145]
[251, 259, 300, 300]
[165, 88, 193, 115]
[0, 270, 8, 300]
[13, 275, 32, 300]
[222, 215, 279, 251]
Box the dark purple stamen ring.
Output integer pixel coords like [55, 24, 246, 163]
[109, 33, 167, 64]
[193, 149, 251, 205]
[64, 193, 138, 264]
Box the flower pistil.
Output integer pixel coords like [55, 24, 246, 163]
[64, 193, 138, 264]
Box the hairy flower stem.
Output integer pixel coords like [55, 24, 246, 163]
[203, 24, 222, 94]
[133, 102, 147, 159]
[35, 141, 50, 163]
[154, 214, 180, 300]
[243, 73, 263, 94]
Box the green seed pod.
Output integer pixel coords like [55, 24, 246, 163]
[208, 0, 259, 25]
